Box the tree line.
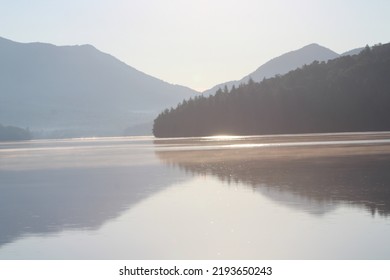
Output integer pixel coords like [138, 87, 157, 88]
[0, 123, 32, 141]
[153, 43, 390, 137]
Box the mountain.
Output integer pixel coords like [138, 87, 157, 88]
[153, 43, 390, 137]
[202, 43, 359, 96]
[340, 47, 365, 57]
[0, 37, 198, 137]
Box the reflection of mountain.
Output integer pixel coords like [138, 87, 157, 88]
[155, 136, 390, 216]
[0, 164, 185, 248]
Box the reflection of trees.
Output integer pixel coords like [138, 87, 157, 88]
[156, 145, 390, 216]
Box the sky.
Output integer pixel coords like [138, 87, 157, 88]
[1, 0, 390, 92]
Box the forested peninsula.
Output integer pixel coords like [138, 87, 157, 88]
[0, 124, 32, 141]
[153, 44, 390, 137]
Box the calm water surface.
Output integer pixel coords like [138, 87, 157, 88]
[1, 132, 390, 259]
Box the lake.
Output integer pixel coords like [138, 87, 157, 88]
[1, 132, 390, 259]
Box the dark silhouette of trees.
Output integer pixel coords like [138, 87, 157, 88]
[153, 43, 390, 137]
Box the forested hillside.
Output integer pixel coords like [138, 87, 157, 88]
[153, 44, 390, 137]
[0, 124, 31, 141]
[202, 43, 340, 96]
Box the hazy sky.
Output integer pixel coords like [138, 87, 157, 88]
[1, 0, 389, 91]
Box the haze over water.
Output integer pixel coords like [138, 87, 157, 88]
[1, 132, 390, 259]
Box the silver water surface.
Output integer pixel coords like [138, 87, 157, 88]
[1, 132, 390, 259]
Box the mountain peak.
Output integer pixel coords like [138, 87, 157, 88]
[202, 43, 339, 95]
[302, 43, 325, 48]
[300, 43, 339, 54]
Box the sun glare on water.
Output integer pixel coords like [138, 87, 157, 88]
[202, 135, 247, 141]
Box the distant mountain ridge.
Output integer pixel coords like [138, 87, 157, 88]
[202, 43, 364, 96]
[0, 37, 366, 138]
[0, 37, 198, 137]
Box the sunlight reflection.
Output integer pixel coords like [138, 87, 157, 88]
[201, 135, 251, 141]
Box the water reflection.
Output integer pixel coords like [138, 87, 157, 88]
[1, 133, 390, 259]
[155, 133, 390, 217]
[0, 138, 186, 248]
